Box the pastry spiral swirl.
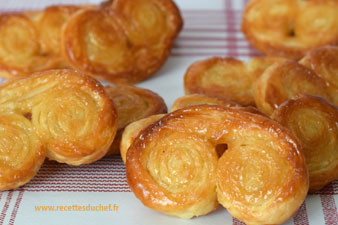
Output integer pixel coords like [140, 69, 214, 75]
[0, 113, 45, 191]
[126, 105, 308, 222]
[105, 85, 167, 154]
[272, 95, 338, 192]
[242, 0, 338, 59]
[253, 60, 330, 115]
[0, 69, 117, 165]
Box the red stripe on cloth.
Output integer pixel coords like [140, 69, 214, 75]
[320, 186, 338, 225]
[8, 191, 24, 225]
[232, 217, 245, 225]
[0, 192, 13, 225]
[293, 202, 310, 225]
[0, 193, 2, 202]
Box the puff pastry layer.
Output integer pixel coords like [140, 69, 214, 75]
[126, 105, 308, 222]
[0, 113, 45, 191]
[272, 95, 338, 192]
[242, 0, 338, 59]
[105, 85, 167, 155]
[184, 57, 286, 106]
[0, 69, 117, 165]
[253, 60, 329, 115]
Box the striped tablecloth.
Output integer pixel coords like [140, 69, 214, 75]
[0, 1, 337, 225]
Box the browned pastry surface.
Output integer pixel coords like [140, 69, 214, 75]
[272, 95, 338, 192]
[184, 57, 286, 106]
[242, 0, 338, 59]
[300, 45, 338, 106]
[126, 105, 308, 223]
[184, 57, 256, 106]
[0, 69, 117, 166]
[105, 85, 167, 155]
[253, 60, 330, 115]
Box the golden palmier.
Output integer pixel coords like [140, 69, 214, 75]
[170, 94, 239, 112]
[253, 60, 329, 115]
[0, 13, 61, 78]
[109, 0, 183, 81]
[184, 57, 255, 106]
[0, 113, 45, 191]
[0, 69, 117, 165]
[126, 105, 308, 222]
[300, 45, 338, 105]
[184, 57, 285, 106]
[105, 85, 167, 155]
[120, 114, 165, 164]
[242, 0, 338, 59]
[62, 0, 182, 84]
[272, 95, 338, 192]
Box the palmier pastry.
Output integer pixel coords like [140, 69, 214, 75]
[126, 105, 308, 222]
[105, 85, 167, 155]
[300, 46, 338, 106]
[272, 95, 338, 192]
[242, 0, 338, 59]
[0, 69, 117, 165]
[170, 94, 239, 112]
[0, 13, 62, 78]
[253, 60, 330, 115]
[0, 113, 45, 191]
[184, 57, 286, 106]
[62, 0, 182, 84]
[120, 114, 165, 164]
[109, 0, 183, 82]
